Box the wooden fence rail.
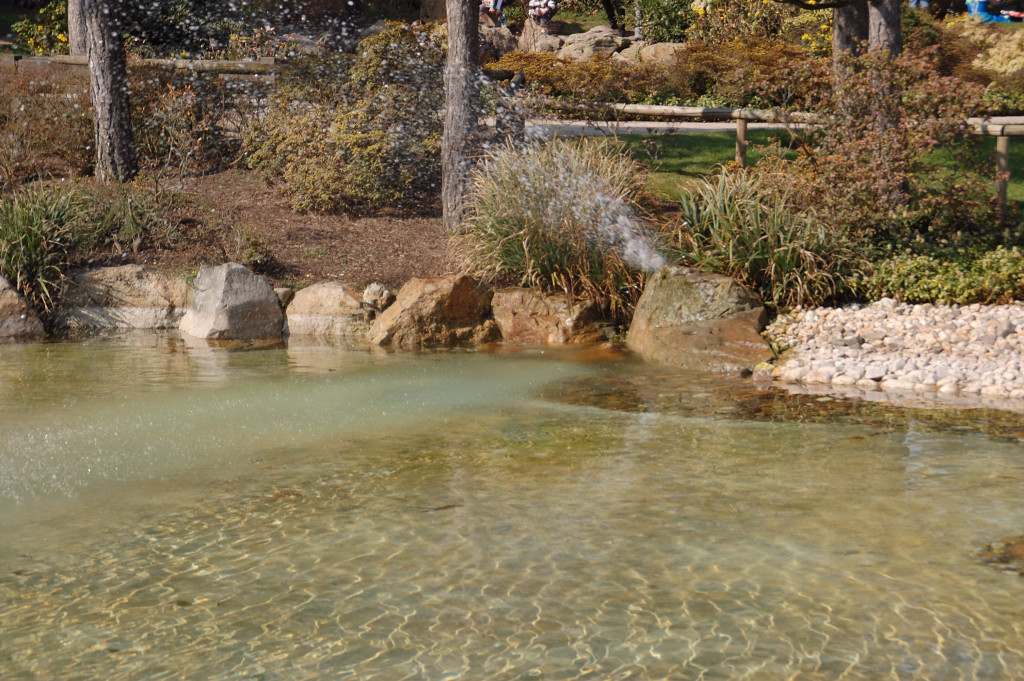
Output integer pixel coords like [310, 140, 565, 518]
[533, 99, 1023, 214]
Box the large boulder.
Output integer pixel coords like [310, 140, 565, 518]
[636, 42, 686, 66]
[179, 263, 284, 341]
[285, 282, 372, 343]
[557, 26, 630, 61]
[480, 25, 519, 60]
[53, 265, 186, 335]
[0, 275, 44, 342]
[492, 288, 604, 344]
[519, 19, 564, 53]
[368, 275, 500, 349]
[626, 267, 774, 372]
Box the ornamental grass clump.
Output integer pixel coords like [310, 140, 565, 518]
[671, 169, 861, 309]
[0, 187, 82, 314]
[457, 138, 664, 321]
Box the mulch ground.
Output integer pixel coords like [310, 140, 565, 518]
[76, 169, 453, 291]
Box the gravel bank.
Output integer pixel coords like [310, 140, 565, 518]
[764, 298, 1024, 413]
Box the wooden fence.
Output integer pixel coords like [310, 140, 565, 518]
[534, 99, 1023, 214]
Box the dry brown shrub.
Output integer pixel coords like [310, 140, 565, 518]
[0, 68, 92, 187]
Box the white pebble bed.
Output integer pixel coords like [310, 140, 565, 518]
[764, 298, 1024, 411]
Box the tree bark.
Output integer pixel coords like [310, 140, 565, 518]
[83, 0, 138, 182]
[832, 1, 868, 59]
[868, 0, 902, 56]
[441, 0, 480, 233]
[67, 0, 87, 55]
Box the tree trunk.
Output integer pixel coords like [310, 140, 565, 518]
[83, 0, 138, 182]
[832, 1, 868, 59]
[441, 0, 480, 233]
[867, 0, 902, 55]
[67, 0, 87, 55]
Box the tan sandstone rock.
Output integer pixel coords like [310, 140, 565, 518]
[285, 282, 371, 343]
[368, 275, 500, 349]
[491, 288, 603, 344]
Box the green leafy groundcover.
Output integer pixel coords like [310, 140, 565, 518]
[856, 247, 1024, 305]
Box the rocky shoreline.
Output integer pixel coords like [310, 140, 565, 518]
[764, 298, 1024, 413]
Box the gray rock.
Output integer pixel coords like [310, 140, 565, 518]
[480, 26, 518, 59]
[518, 19, 564, 53]
[179, 263, 284, 341]
[557, 26, 629, 61]
[362, 283, 395, 311]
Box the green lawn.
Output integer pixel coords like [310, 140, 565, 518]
[619, 130, 798, 199]
[621, 130, 1024, 208]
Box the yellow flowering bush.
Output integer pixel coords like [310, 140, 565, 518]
[12, 0, 69, 55]
[686, 0, 792, 46]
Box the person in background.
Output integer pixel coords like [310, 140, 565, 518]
[480, 0, 507, 27]
[528, 0, 559, 31]
[600, 0, 626, 32]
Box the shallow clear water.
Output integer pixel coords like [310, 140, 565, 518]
[2, 336, 1024, 680]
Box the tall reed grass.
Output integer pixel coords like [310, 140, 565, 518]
[671, 170, 861, 309]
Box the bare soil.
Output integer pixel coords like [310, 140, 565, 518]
[76, 168, 452, 291]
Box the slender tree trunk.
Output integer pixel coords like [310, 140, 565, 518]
[67, 0, 87, 55]
[83, 0, 137, 182]
[441, 0, 480, 233]
[867, 0, 902, 55]
[832, 0, 868, 60]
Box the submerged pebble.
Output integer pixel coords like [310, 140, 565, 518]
[765, 299, 1024, 411]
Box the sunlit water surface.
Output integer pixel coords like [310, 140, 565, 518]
[2, 336, 1024, 681]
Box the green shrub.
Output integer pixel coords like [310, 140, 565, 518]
[487, 51, 680, 104]
[455, 138, 661, 321]
[686, 0, 791, 46]
[669, 169, 861, 309]
[0, 186, 82, 313]
[243, 23, 445, 213]
[983, 70, 1024, 115]
[488, 40, 803, 108]
[855, 247, 1024, 304]
[636, 0, 694, 42]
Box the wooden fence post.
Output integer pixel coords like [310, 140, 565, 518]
[735, 118, 748, 167]
[996, 134, 1010, 218]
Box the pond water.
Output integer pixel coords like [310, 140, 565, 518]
[2, 336, 1024, 681]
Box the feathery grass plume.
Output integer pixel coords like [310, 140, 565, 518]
[456, 137, 664, 321]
